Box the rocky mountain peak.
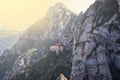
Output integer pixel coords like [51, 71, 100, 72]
[46, 2, 75, 17]
[53, 2, 66, 8]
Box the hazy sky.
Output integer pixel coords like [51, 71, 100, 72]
[0, 0, 95, 31]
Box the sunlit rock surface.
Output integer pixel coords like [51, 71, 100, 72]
[56, 74, 68, 80]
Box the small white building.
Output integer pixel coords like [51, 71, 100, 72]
[50, 43, 64, 55]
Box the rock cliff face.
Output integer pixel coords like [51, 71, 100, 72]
[70, 0, 120, 80]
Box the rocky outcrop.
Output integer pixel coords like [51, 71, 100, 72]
[70, 0, 120, 80]
[56, 74, 68, 80]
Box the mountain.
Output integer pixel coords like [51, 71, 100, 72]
[1, 0, 120, 80]
[1, 2, 77, 80]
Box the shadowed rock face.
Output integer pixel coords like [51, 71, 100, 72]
[70, 0, 120, 80]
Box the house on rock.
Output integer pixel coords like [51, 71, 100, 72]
[50, 43, 64, 55]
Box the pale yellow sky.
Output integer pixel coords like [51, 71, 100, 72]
[0, 0, 95, 31]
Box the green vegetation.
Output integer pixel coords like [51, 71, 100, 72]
[11, 49, 72, 80]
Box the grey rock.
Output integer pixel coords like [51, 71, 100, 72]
[70, 0, 120, 80]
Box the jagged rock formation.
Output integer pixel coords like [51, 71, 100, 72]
[70, 0, 120, 80]
[56, 74, 68, 80]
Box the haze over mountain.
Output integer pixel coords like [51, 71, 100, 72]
[0, 29, 21, 56]
[0, 0, 120, 80]
[0, 0, 95, 31]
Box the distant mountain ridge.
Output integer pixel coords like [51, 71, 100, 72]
[0, 29, 21, 56]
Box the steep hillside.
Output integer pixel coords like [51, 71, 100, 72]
[10, 50, 72, 80]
